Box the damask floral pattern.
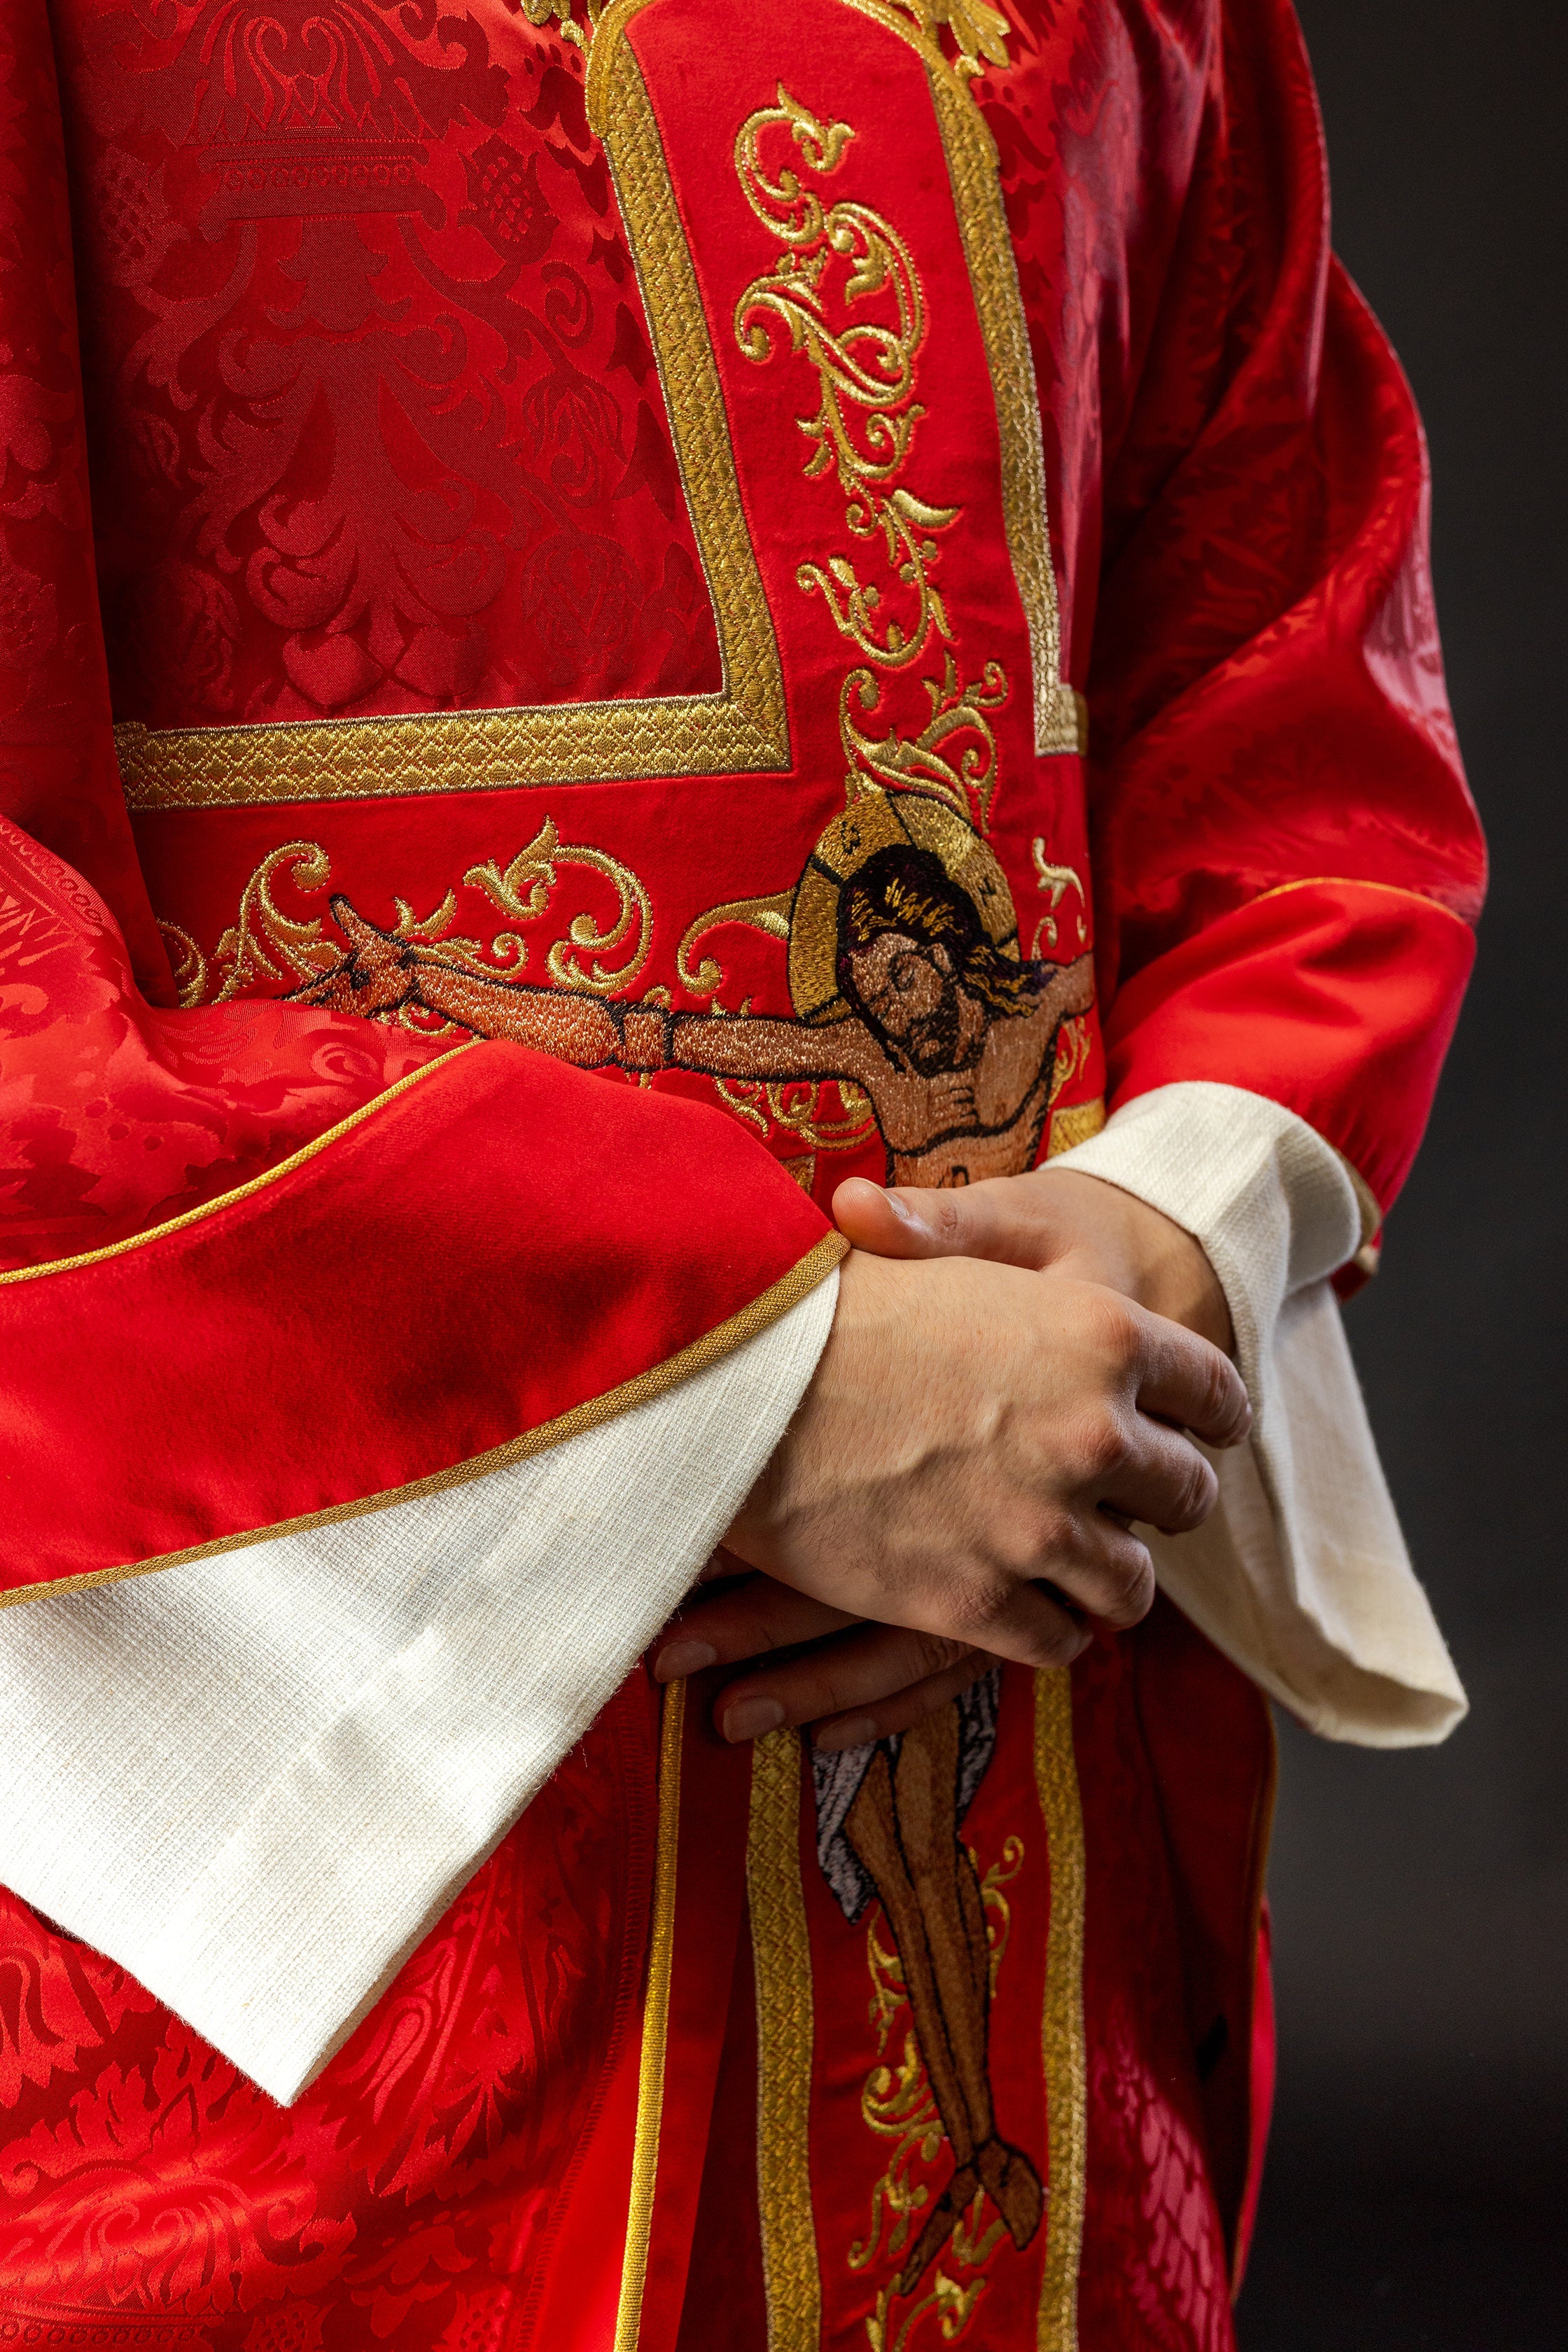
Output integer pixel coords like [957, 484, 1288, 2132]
[0, 1693, 651, 2346]
[53, 0, 722, 727]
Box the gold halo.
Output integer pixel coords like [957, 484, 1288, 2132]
[788, 790, 1020, 1026]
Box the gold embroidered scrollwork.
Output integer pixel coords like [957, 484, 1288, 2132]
[1029, 841, 1086, 955]
[179, 822, 656, 1023]
[736, 90, 958, 673]
[842, 654, 1008, 835]
[854, 1835, 1026, 2348]
[466, 822, 653, 995]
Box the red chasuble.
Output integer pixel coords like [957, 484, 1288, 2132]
[0, 0, 1480, 2345]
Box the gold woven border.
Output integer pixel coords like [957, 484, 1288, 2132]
[116, 37, 785, 810]
[615, 1674, 686, 2351]
[1034, 1666, 1088, 2351]
[832, 0, 1084, 757]
[0, 1229, 847, 1611]
[748, 1728, 822, 2351]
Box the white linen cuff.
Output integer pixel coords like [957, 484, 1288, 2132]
[0, 1270, 838, 2104]
[1052, 1083, 1465, 1747]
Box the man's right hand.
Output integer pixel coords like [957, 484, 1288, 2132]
[667, 1248, 1249, 1740]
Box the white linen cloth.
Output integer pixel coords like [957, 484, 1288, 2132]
[0, 1273, 837, 2104]
[1054, 1082, 1465, 1746]
[0, 1074, 1464, 2105]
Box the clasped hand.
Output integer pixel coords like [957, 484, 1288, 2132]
[653, 1168, 1250, 1751]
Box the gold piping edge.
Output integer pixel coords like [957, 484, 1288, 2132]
[1035, 1665, 1088, 2352]
[832, 0, 1084, 758]
[1247, 873, 1477, 932]
[117, 12, 786, 811]
[614, 1674, 686, 2351]
[0, 1046, 470, 1284]
[748, 1726, 822, 2352]
[0, 1229, 848, 1611]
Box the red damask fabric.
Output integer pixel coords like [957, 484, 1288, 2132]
[982, 0, 1485, 1211]
[0, 0, 1478, 2346]
[0, 0, 834, 1600]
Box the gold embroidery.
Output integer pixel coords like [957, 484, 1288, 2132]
[118, 33, 786, 811]
[842, 655, 1007, 836]
[0, 1228, 848, 1606]
[736, 90, 957, 673]
[830, 0, 1084, 755]
[519, 0, 598, 52]
[211, 843, 341, 1001]
[1029, 844, 1086, 955]
[888, 0, 1012, 78]
[614, 1675, 685, 2351]
[748, 1728, 824, 2351]
[466, 823, 653, 996]
[677, 888, 794, 996]
[156, 920, 208, 1008]
[1046, 1097, 1106, 1158]
[188, 825, 657, 1022]
[1033, 1669, 1087, 2352]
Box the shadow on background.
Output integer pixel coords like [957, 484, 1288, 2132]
[1239, 2, 1567, 2344]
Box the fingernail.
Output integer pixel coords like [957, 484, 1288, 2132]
[885, 1190, 921, 1225]
[722, 1698, 786, 1742]
[815, 1716, 878, 1754]
[654, 1639, 718, 1681]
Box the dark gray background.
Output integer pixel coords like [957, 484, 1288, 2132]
[1238, 3, 1567, 2344]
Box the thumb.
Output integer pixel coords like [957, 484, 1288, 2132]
[832, 1173, 1058, 1267]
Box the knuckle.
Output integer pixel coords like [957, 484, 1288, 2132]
[944, 1578, 1017, 1646]
[1086, 1289, 1141, 1366]
[1021, 1613, 1086, 1670]
[1095, 1543, 1155, 1627]
[1072, 1407, 1128, 1485]
[930, 1194, 970, 1247]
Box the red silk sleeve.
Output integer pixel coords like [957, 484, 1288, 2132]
[0, 6, 836, 1604]
[1085, 0, 1485, 1222]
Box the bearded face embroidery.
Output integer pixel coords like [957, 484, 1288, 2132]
[293, 788, 1091, 1188]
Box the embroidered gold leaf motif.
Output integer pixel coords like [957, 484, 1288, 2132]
[1029, 839, 1087, 953]
[852, 1833, 1028, 2339]
[191, 822, 654, 1017]
[211, 841, 340, 1002]
[736, 89, 956, 673]
[840, 654, 1009, 834]
[890, 0, 1013, 77]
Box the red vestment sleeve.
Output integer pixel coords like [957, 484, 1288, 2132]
[1084, 0, 1485, 1222]
[0, 4, 836, 1604]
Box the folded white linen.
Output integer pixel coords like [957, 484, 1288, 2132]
[0, 1270, 837, 2103]
[1055, 1082, 1464, 1746]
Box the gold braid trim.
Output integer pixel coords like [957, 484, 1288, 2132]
[117, 8, 785, 811]
[748, 1728, 824, 2350]
[1034, 1667, 1088, 2351]
[615, 1676, 687, 2351]
[0, 1048, 470, 1285]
